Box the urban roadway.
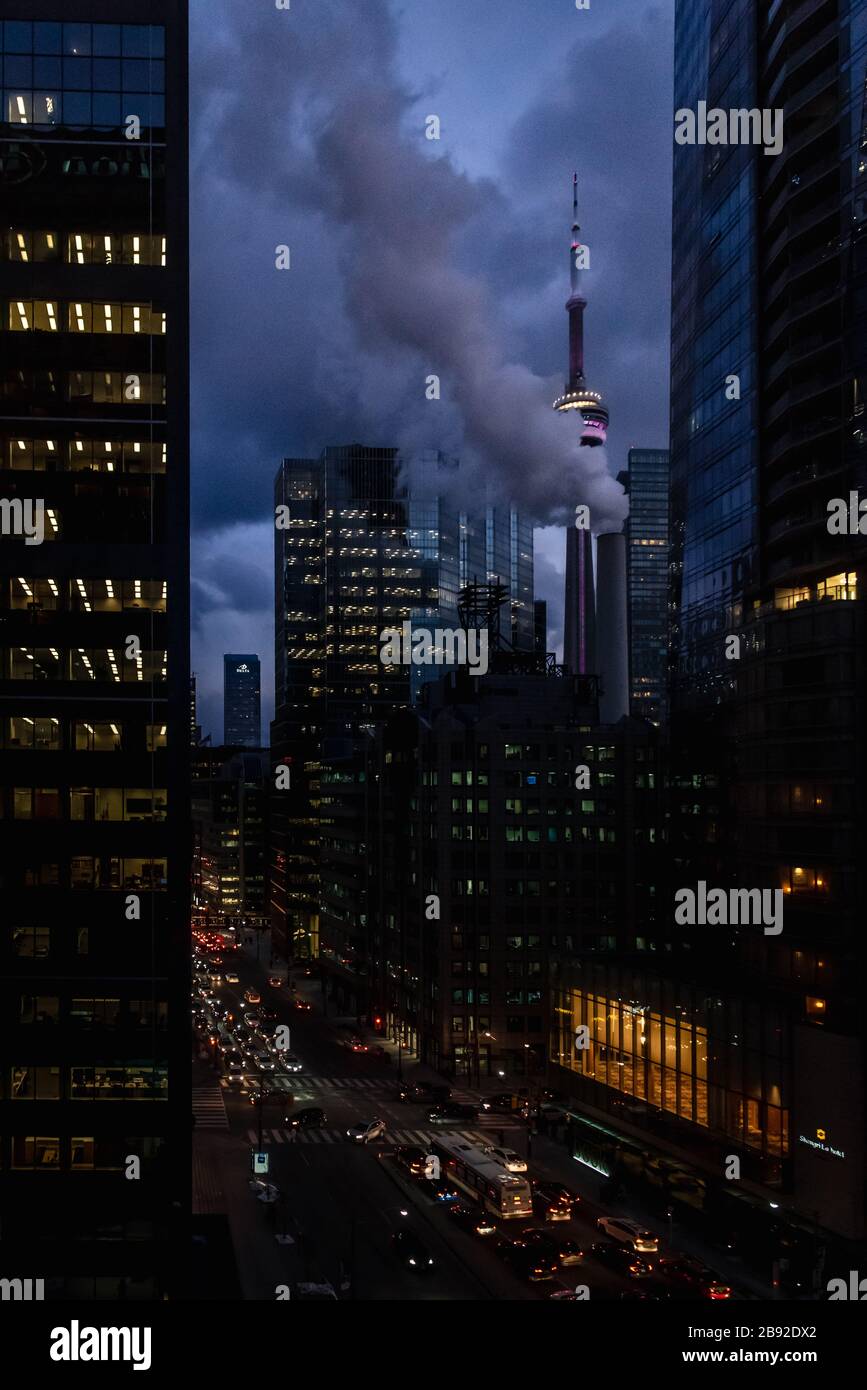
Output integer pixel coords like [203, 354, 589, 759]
[192, 940, 728, 1303]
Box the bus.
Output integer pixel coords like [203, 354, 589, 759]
[431, 1136, 532, 1220]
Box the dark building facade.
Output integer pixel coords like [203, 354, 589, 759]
[192, 745, 269, 919]
[659, 0, 867, 1251]
[223, 652, 260, 747]
[317, 659, 663, 1080]
[618, 448, 670, 725]
[0, 1, 189, 1299]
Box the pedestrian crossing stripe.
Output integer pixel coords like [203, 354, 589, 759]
[245, 1127, 490, 1147]
[193, 1085, 229, 1129]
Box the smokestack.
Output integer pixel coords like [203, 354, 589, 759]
[596, 531, 629, 722]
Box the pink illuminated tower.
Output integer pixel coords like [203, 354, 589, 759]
[553, 174, 610, 675]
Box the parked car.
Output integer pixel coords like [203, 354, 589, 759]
[346, 1119, 386, 1144]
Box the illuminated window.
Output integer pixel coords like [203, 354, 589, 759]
[805, 996, 826, 1023]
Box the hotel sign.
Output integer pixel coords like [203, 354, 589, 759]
[798, 1129, 845, 1160]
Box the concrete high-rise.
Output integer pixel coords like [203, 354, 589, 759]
[0, 1, 190, 1300]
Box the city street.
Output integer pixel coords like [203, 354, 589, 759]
[192, 935, 755, 1303]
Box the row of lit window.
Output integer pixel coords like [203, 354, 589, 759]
[3, 718, 166, 752]
[9, 576, 166, 612]
[4, 230, 165, 266]
[5, 787, 167, 821]
[5, 648, 167, 681]
[9, 859, 167, 900]
[4, 91, 165, 127]
[6, 300, 165, 334]
[2, 370, 165, 404]
[5, 437, 166, 472]
[8, 1065, 167, 1101]
[17, 997, 166, 1026]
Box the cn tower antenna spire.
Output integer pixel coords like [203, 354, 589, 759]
[570, 172, 581, 296]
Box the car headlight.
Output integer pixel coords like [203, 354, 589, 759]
[408, 1258, 416, 1266]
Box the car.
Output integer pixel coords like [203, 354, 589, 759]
[589, 1243, 654, 1279]
[225, 971, 240, 984]
[293, 999, 313, 1013]
[531, 1181, 579, 1221]
[245, 1080, 274, 1104]
[447, 1204, 498, 1238]
[397, 1082, 450, 1104]
[656, 1255, 714, 1294]
[500, 1243, 559, 1284]
[346, 1119, 386, 1144]
[483, 1145, 527, 1174]
[479, 1091, 524, 1115]
[243, 1012, 261, 1029]
[268, 975, 284, 988]
[253, 1050, 275, 1072]
[428, 1179, 461, 1204]
[224, 1055, 245, 1079]
[280, 1053, 303, 1073]
[516, 1228, 584, 1268]
[285, 1107, 327, 1128]
[392, 1229, 434, 1272]
[427, 1102, 478, 1124]
[394, 1145, 428, 1177]
[244, 988, 261, 1005]
[595, 1217, 659, 1254]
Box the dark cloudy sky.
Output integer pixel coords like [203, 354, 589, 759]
[189, 0, 673, 742]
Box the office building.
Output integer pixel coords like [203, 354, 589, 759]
[223, 653, 260, 748]
[618, 448, 670, 724]
[192, 745, 269, 919]
[0, 2, 189, 1299]
[270, 444, 534, 961]
[550, 0, 867, 1276]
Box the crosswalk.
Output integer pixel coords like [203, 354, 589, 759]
[231, 1072, 478, 1098]
[193, 1083, 229, 1130]
[246, 1125, 490, 1148]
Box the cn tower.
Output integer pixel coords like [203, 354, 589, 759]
[553, 174, 610, 675]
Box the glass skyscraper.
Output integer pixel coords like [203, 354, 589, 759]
[618, 448, 670, 725]
[666, 0, 867, 1250]
[0, 3, 189, 1299]
[223, 653, 261, 747]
